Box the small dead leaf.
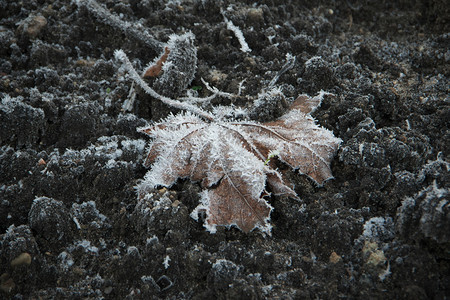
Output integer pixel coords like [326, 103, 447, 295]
[144, 47, 170, 78]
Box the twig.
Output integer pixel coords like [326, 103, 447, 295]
[114, 50, 215, 121]
[201, 78, 235, 99]
[221, 10, 251, 53]
[75, 0, 163, 52]
[268, 54, 296, 88]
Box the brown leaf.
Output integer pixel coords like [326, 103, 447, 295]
[143, 46, 170, 78]
[137, 94, 341, 233]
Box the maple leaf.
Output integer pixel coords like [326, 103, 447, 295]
[137, 93, 342, 234]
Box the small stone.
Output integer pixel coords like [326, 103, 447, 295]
[362, 241, 387, 266]
[329, 251, 342, 264]
[0, 276, 16, 293]
[104, 286, 113, 295]
[366, 250, 386, 266]
[247, 8, 264, 23]
[10, 252, 32, 267]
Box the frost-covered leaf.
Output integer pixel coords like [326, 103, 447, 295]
[151, 32, 198, 99]
[137, 93, 342, 233]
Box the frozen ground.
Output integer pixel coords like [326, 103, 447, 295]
[0, 0, 449, 298]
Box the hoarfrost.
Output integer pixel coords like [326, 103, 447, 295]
[72, 239, 99, 254]
[163, 255, 171, 269]
[71, 201, 109, 230]
[362, 217, 394, 242]
[58, 251, 74, 270]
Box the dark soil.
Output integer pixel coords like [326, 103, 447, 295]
[1, 0, 449, 299]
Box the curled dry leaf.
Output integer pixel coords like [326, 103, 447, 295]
[137, 93, 342, 233]
[144, 47, 170, 78]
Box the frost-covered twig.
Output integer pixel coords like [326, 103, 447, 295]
[179, 91, 217, 105]
[122, 82, 137, 111]
[268, 53, 296, 88]
[222, 12, 251, 53]
[201, 78, 235, 99]
[75, 0, 163, 52]
[237, 79, 246, 96]
[115, 49, 215, 121]
[178, 79, 234, 105]
[211, 105, 248, 120]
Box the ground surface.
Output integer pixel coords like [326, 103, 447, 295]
[0, 0, 449, 299]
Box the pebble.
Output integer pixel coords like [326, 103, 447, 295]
[0, 273, 15, 293]
[10, 252, 32, 267]
[329, 251, 342, 264]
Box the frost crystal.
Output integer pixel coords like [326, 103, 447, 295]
[137, 93, 342, 233]
[163, 255, 171, 269]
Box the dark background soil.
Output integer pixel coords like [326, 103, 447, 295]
[0, 0, 449, 299]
